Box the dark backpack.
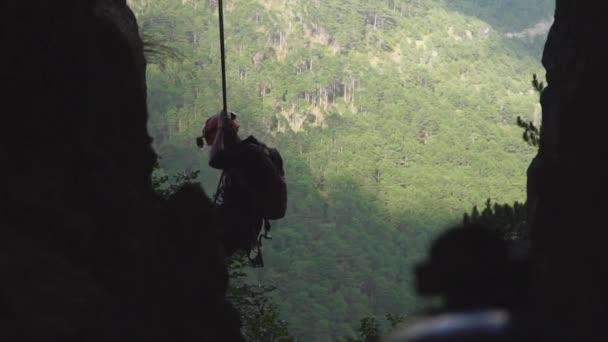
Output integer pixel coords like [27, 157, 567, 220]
[251, 142, 287, 220]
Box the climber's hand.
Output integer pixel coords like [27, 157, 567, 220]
[217, 110, 230, 130]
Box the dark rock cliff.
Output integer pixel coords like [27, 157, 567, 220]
[0, 1, 243, 340]
[530, 2, 608, 341]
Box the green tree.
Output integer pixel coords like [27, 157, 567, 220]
[227, 254, 294, 342]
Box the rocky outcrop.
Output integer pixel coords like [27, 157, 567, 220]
[0, 1, 243, 340]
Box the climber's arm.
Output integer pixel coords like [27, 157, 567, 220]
[209, 129, 225, 165]
[209, 111, 233, 169]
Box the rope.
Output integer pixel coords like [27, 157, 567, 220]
[195, 3, 229, 148]
[217, 0, 229, 122]
[213, 171, 225, 205]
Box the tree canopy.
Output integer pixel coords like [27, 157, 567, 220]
[132, 0, 552, 339]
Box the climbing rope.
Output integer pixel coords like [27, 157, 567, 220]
[195, 0, 230, 148]
[217, 0, 229, 122]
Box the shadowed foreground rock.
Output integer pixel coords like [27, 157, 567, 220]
[0, 1, 244, 340]
[529, 2, 608, 341]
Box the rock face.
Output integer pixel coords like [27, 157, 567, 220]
[0, 1, 243, 340]
[530, 1, 608, 341]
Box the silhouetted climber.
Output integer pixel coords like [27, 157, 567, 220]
[192, 0, 286, 267]
[386, 224, 532, 342]
[198, 112, 287, 267]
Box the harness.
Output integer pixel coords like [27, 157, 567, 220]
[213, 168, 272, 268]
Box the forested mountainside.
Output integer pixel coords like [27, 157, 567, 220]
[129, 0, 553, 339]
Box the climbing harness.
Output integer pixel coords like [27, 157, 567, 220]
[213, 169, 272, 268]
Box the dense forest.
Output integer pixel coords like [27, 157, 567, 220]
[129, 0, 553, 339]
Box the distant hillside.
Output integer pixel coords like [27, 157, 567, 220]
[445, 0, 554, 32]
[130, 0, 552, 339]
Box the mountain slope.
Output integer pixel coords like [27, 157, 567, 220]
[130, 0, 552, 339]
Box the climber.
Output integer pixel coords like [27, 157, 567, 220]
[198, 111, 287, 267]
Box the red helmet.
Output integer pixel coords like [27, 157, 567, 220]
[203, 112, 240, 145]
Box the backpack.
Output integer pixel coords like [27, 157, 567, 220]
[251, 142, 287, 220]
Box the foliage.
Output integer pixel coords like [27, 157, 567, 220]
[386, 313, 406, 328]
[340, 314, 406, 341]
[134, 0, 552, 339]
[531, 73, 546, 93]
[152, 164, 201, 199]
[227, 254, 294, 342]
[516, 116, 540, 148]
[465, 73, 546, 243]
[463, 199, 527, 241]
[516, 74, 544, 147]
